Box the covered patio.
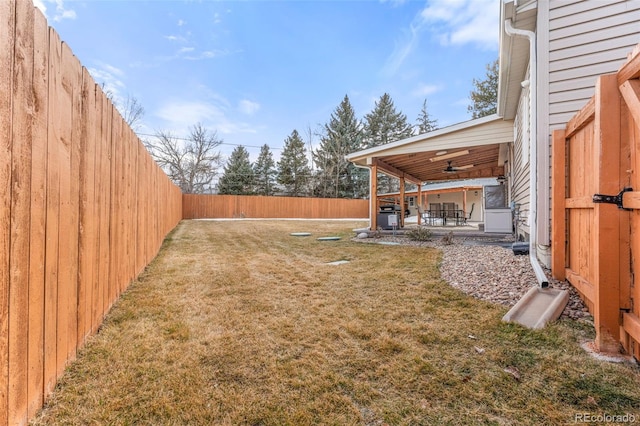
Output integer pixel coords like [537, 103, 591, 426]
[347, 114, 514, 230]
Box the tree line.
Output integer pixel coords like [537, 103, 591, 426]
[134, 60, 498, 198]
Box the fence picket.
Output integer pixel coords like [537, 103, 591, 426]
[27, 7, 49, 418]
[0, 1, 15, 422]
[8, 1, 35, 423]
[0, 2, 183, 422]
[182, 194, 368, 219]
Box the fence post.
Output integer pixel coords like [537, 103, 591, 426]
[370, 164, 378, 230]
[593, 73, 623, 353]
[551, 129, 566, 281]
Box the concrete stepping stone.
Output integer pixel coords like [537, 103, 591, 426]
[326, 260, 349, 265]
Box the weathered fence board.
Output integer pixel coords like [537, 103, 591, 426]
[182, 194, 369, 219]
[27, 8, 48, 418]
[8, 1, 34, 423]
[552, 45, 640, 356]
[44, 26, 62, 399]
[0, 2, 15, 423]
[0, 1, 384, 423]
[0, 2, 183, 423]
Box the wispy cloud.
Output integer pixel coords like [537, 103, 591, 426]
[165, 35, 188, 43]
[183, 49, 230, 61]
[155, 98, 258, 138]
[163, 20, 229, 62]
[34, 0, 77, 21]
[420, 0, 498, 50]
[382, 21, 421, 76]
[383, 0, 498, 76]
[88, 62, 126, 102]
[238, 100, 261, 115]
[412, 83, 444, 98]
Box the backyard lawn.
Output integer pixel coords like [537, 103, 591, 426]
[32, 220, 640, 425]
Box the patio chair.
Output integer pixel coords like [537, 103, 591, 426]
[428, 203, 443, 226]
[417, 205, 426, 221]
[443, 203, 456, 225]
[463, 203, 475, 224]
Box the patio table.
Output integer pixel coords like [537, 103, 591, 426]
[423, 209, 467, 226]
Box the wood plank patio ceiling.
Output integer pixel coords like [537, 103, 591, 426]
[375, 143, 504, 183]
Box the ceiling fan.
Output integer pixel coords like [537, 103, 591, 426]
[443, 161, 473, 173]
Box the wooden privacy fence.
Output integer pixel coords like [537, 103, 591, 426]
[552, 44, 640, 357]
[183, 194, 369, 219]
[0, 2, 183, 424]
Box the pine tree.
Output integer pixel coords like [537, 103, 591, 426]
[415, 98, 439, 134]
[468, 59, 499, 119]
[277, 130, 310, 197]
[252, 144, 276, 196]
[312, 95, 367, 198]
[218, 145, 255, 195]
[363, 93, 413, 194]
[363, 93, 413, 148]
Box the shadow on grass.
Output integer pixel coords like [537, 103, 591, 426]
[31, 220, 640, 426]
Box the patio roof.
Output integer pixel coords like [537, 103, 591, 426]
[347, 114, 514, 184]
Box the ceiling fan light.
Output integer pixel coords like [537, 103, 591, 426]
[430, 149, 470, 162]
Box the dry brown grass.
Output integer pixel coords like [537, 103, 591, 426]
[32, 220, 640, 425]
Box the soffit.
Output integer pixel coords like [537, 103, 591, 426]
[498, 0, 538, 119]
[347, 115, 514, 183]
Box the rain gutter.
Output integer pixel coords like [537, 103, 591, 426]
[504, 18, 549, 287]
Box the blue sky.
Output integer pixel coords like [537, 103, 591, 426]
[34, 0, 500, 162]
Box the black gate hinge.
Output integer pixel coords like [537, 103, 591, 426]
[593, 187, 633, 211]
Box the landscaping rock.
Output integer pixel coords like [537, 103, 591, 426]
[352, 234, 591, 321]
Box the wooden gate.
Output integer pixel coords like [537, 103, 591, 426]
[552, 45, 640, 357]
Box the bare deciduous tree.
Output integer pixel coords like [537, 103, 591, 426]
[145, 123, 223, 194]
[120, 94, 145, 130]
[100, 82, 145, 130]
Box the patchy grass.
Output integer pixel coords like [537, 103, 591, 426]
[32, 220, 640, 425]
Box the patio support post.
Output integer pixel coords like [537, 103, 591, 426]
[462, 189, 467, 217]
[417, 183, 422, 225]
[400, 177, 405, 228]
[370, 164, 378, 230]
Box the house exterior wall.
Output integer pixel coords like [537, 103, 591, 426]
[544, 1, 640, 128]
[534, 0, 640, 264]
[510, 0, 640, 266]
[512, 74, 532, 241]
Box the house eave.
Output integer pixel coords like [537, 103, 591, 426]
[498, 0, 537, 119]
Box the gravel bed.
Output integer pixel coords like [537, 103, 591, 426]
[353, 234, 591, 321]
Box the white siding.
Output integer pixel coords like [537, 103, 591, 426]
[537, 0, 640, 254]
[546, 1, 640, 126]
[512, 86, 531, 240]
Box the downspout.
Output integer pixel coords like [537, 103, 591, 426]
[504, 19, 549, 287]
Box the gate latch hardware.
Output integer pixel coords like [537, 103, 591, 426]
[592, 187, 633, 210]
